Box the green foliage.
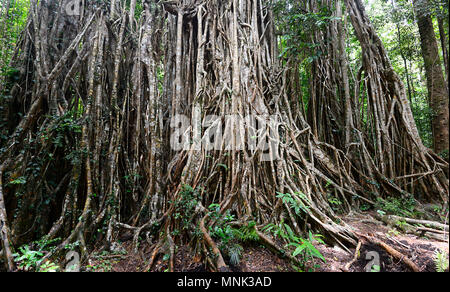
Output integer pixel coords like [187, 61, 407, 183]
[235, 221, 260, 243]
[262, 221, 287, 241]
[273, 0, 335, 60]
[13, 246, 44, 271]
[434, 250, 449, 272]
[263, 220, 325, 270]
[438, 149, 449, 161]
[287, 231, 326, 262]
[386, 228, 401, 237]
[227, 243, 244, 266]
[360, 203, 372, 212]
[375, 195, 416, 217]
[208, 206, 237, 247]
[86, 260, 113, 272]
[35, 237, 61, 252]
[39, 261, 60, 273]
[395, 220, 408, 229]
[87, 250, 126, 272]
[371, 265, 381, 272]
[48, 114, 82, 149]
[266, 191, 325, 270]
[171, 184, 201, 231]
[0, 0, 30, 75]
[210, 221, 235, 247]
[364, 0, 435, 148]
[377, 210, 386, 217]
[13, 237, 61, 272]
[7, 176, 26, 185]
[207, 205, 254, 266]
[64, 240, 81, 251]
[276, 192, 310, 216]
[217, 163, 229, 171]
[328, 195, 343, 213]
[126, 0, 144, 19]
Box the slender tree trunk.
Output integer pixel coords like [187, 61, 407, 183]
[414, 0, 449, 155]
[437, 17, 449, 87]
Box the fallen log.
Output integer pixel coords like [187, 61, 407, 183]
[416, 227, 447, 235]
[255, 230, 303, 267]
[378, 215, 449, 232]
[357, 233, 421, 272]
[406, 230, 448, 242]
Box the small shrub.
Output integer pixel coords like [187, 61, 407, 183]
[376, 195, 416, 217]
[263, 221, 325, 271]
[13, 244, 60, 272]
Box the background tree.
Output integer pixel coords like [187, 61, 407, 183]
[413, 0, 449, 156]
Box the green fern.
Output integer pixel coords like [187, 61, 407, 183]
[434, 250, 449, 272]
[287, 231, 325, 262]
[235, 221, 260, 242]
[228, 243, 244, 266]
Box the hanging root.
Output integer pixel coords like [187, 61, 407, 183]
[0, 169, 16, 271]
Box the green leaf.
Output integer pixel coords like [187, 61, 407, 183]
[293, 244, 307, 257]
[217, 163, 229, 171]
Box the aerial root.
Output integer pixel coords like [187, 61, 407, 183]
[200, 214, 230, 272]
[343, 240, 362, 272]
[167, 232, 175, 272]
[0, 170, 16, 271]
[145, 243, 162, 272]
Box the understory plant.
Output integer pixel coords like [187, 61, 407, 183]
[434, 250, 449, 272]
[376, 195, 417, 217]
[263, 220, 325, 271]
[208, 205, 261, 266]
[13, 237, 61, 272]
[208, 204, 243, 266]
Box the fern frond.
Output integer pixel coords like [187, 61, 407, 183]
[434, 250, 449, 272]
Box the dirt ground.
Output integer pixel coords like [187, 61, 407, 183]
[93, 244, 295, 272]
[316, 213, 449, 272]
[86, 213, 448, 273]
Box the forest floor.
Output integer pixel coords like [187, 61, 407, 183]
[85, 212, 449, 273]
[316, 212, 449, 272]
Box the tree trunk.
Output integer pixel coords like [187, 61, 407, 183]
[414, 0, 449, 156]
[437, 17, 449, 88]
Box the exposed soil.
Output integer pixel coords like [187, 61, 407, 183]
[110, 245, 294, 272]
[233, 246, 294, 272]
